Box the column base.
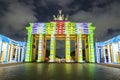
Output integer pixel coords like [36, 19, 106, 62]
[25, 60, 32, 62]
[49, 59, 55, 62]
[37, 59, 43, 62]
[66, 60, 71, 62]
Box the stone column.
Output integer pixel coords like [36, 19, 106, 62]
[43, 37, 46, 61]
[3, 43, 9, 62]
[65, 34, 71, 62]
[14, 46, 18, 62]
[49, 34, 56, 62]
[77, 34, 83, 62]
[25, 27, 33, 62]
[21, 43, 26, 62]
[103, 46, 107, 63]
[84, 37, 89, 62]
[107, 45, 111, 63]
[112, 43, 117, 63]
[49, 22, 56, 62]
[17, 47, 21, 62]
[37, 34, 44, 62]
[75, 38, 78, 62]
[95, 43, 100, 63]
[100, 46, 103, 62]
[10, 44, 14, 62]
[88, 34, 95, 62]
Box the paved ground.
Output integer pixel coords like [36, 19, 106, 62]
[0, 63, 120, 80]
[99, 63, 120, 69]
[0, 62, 23, 67]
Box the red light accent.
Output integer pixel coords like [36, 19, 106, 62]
[56, 22, 65, 34]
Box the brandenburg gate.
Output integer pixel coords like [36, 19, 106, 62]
[25, 10, 95, 63]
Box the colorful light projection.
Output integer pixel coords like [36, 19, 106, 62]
[95, 42, 101, 63]
[25, 10, 96, 63]
[25, 24, 33, 62]
[95, 35, 120, 63]
[0, 35, 26, 63]
[56, 22, 65, 34]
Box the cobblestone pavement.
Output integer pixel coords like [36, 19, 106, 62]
[98, 63, 120, 69]
[0, 63, 120, 80]
[0, 62, 23, 67]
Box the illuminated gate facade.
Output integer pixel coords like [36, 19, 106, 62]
[25, 10, 95, 62]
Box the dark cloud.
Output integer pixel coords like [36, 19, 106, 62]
[39, 0, 74, 8]
[0, 0, 37, 41]
[18, 0, 34, 5]
[105, 28, 120, 40]
[33, 0, 75, 21]
[0, 1, 9, 16]
[0, 0, 120, 56]
[70, 1, 120, 41]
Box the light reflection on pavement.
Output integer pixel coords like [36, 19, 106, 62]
[0, 63, 120, 80]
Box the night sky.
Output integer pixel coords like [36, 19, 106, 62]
[0, 0, 120, 57]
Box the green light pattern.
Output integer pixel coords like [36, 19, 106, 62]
[37, 34, 43, 62]
[65, 35, 71, 62]
[88, 23, 95, 62]
[26, 21, 96, 63]
[77, 34, 83, 62]
[25, 23, 33, 62]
